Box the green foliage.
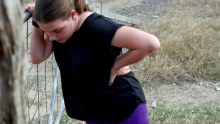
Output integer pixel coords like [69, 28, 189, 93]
[60, 113, 84, 124]
[59, 102, 220, 124]
[149, 102, 220, 124]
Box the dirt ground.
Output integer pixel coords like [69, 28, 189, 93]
[90, 0, 220, 107]
[143, 81, 220, 107]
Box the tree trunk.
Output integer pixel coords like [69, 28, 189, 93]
[0, 0, 27, 124]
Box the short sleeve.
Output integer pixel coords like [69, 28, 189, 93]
[91, 15, 123, 46]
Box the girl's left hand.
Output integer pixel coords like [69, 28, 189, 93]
[109, 66, 131, 86]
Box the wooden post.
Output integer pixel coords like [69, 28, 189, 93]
[0, 0, 27, 124]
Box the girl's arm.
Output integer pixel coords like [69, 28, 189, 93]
[24, 3, 53, 64]
[30, 27, 53, 64]
[109, 26, 160, 85]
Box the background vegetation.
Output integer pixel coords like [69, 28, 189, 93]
[135, 0, 220, 85]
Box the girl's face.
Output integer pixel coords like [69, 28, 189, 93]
[37, 14, 77, 43]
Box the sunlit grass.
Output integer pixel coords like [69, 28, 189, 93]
[59, 102, 220, 124]
[149, 102, 220, 124]
[135, 0, 220, 84]
[60, 114, 85, 124]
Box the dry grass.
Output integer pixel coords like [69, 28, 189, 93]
[135, 0, 220, 84]
[23, 0, 34, 3]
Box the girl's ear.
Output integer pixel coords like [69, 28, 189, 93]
[70, 10, 77, 19]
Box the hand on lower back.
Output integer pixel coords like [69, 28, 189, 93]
[109, 66, 131, 86]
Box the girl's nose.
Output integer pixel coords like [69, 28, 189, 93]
[46, 32, 58, 41]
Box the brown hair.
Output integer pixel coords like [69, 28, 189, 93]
[34, 0, 91, 23]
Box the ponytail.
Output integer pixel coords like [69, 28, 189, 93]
[72, 0, 91, 14]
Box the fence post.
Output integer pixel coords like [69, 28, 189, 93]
[0, 0, 27, 124]
[48, 66, 60, 124]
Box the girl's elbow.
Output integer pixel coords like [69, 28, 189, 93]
[30, 59, 41, 64]
[30, 56, 43, 64]
[147, 36, 160, 52]
[153, 36, 160, 50]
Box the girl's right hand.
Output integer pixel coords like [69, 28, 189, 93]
[109, 66, 131, 86]
[24, 3, 35, 16]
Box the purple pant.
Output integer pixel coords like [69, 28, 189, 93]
[86, 103, 149, 124]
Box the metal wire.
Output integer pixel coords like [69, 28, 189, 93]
[24, 12, 64, 124]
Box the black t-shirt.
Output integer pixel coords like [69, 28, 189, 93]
[53, 13, 146, 122]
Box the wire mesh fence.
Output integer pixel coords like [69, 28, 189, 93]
[24, 13, 64, 124]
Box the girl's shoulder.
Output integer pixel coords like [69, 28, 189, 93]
[83, 12, 123, 31]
